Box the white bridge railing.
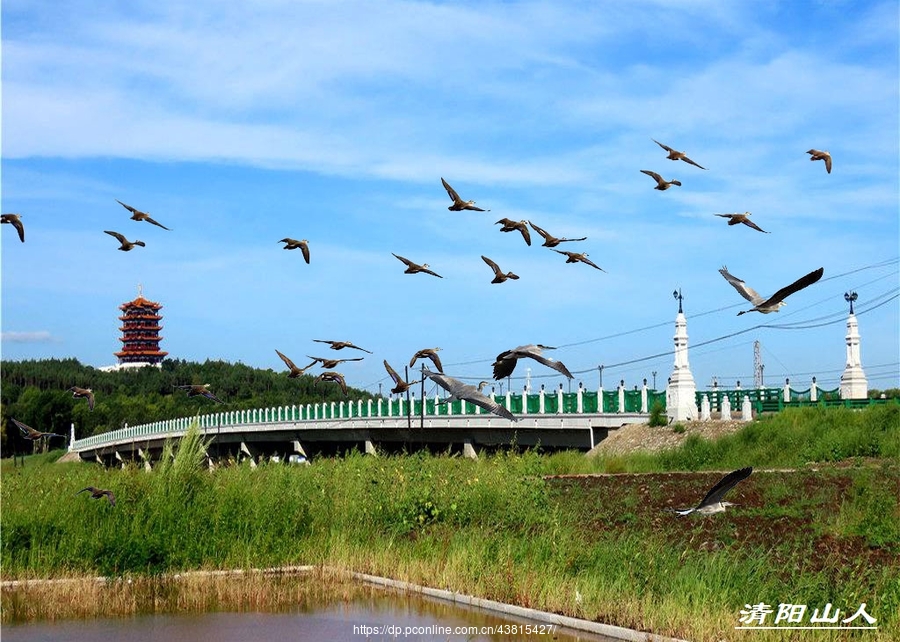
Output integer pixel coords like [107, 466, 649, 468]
[71, 382, 660, 452]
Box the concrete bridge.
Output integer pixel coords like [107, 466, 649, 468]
[71, 384, 661, 466]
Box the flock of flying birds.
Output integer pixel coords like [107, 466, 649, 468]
[3, 141, 833, 431]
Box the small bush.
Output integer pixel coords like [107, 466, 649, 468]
[648, 401, 667, 427]
[671, 423, 686, 434]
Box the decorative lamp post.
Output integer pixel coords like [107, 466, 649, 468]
[844, 291, 858, 314]
[673, 288, 683, 313]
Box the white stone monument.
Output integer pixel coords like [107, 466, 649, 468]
[840, 293, 868, 399]
[666, 290, 698, 422]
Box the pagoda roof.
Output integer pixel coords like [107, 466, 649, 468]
[115, 349, 169, 357]
[119, 295, 163, 311]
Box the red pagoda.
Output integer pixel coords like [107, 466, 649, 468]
[114, 285, 169, 365]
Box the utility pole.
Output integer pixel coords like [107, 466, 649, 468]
[753, 340, 763, 388]
[420, 363, 425, 431]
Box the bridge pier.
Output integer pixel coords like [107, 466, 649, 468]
[138, 447, 152, 471]
[364, 439, 377, 456]
[292, 440, 308, 458]
[462, 438, 478, 460]
[239, 441, 258, 468]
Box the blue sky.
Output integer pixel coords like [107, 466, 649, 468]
[2, 0, 898, 397]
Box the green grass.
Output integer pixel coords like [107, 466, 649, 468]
[2, 406, 899, 641]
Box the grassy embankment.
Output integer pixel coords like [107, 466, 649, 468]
[2, 405, 898, 641]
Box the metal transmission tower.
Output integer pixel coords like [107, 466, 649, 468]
[753, 340, 764, 388]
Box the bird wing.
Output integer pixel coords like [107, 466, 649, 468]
[392, 253, 414, 268]
[421, 267, 443, 278]
[553, 249, 573, 259]
[276, 349, 298, 372]
[312, 339, 336, 347]
[521, 349, 574, 379]
[441, 178, 460, 202]
[559, 236, 587, 243]
[12, 418, 39, 438]
[465, 204, 487, 212]
[517, 223, 531, 246]
[759, 267, 824, 307]
[481, 255, 502, 276]
[426, 351, 443, 373]
[104, 230, 127, 243]
[144, 216, 171, 231]
[740, 218, 768, 234]
[116, 199, 138, 214]
[491, 351, 518, 380]
[718, 266, 765, 305]
[578, 255, 606, 272]
[201, 390, 224, 403]
[345, 343, 372, 354]
[5, 216, 25, 242]
[824, 153, 832, 174]
[463, 389, 516, 421]
[698, 467, 752, 508]
[383, 360, 403, 386]
[103, 490, 116, 506]
[528, 221, 552, 241]
[681, 156, 706, 170]
[300, 242, 310, 264]
[652, 139, 675, 153]
[640, 169, 663, 182]
[86, 390, 95, 411]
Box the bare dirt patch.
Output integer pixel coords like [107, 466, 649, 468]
[589, 419, 747, 456]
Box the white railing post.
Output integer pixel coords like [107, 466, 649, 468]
[522, 385, 528, 415]
[810, 377, 818, 402]
[783, 378, 791, 403]
[641, 379, 648, 414]
[557, 384, 564, 414]
[617, 380, 625, 414]
[577, 383, 583, 413]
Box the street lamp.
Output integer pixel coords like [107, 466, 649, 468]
[598, 364, 604, 388]
[844, 291, 858, 314]
[652, 370, 657, 390]
[673, 288, 683, 313]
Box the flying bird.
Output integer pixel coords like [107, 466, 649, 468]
[423, 368, 516, 422]
[383, 360, 420, 395]
[1, 214, 25, 242]
[806, 149, 832, 174]
[482, 255, 519, 283]
[275, 350, 317, 377]
[528, 221, 587, 248]
[669, 467, 752, 516]
[67, 386, 95, 411]
[495, 218, 531, 246]
[714, 212, 769, 234]
[641, 170, 682, 191]
[392, 253, 443, 278]
[312, 340, 373, 354]
[279, 238, 310, 263]
[175, 384, 224, 403]
[719, 266, 824, 315]
[492, 345, 574, 381]
[115, 200, 171, 230]
[76, 486, 116, 507]
[409, 347, 443, 373]
[307, 355, 365, 369]
[652, 139, 707, 169]
[105, 230, 145, 251]
[552, 249, 606, 272]
[315, 371, 348, 396]
[10, 418, 65, 442]
[441, 178, 489, 211]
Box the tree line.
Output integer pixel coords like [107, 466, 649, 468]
[1, 358, 373, 455]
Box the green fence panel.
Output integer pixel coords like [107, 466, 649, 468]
[544, 393, 559, 413]
[450, 399, 463, 415]
[624, 390, 642, 412]
[583, 391, 599, 413]
[526, 394, 541, 414]
[648, 391, 666, 411]
[425, 399, 436, 415]
[562, 392, 579, 413]
[603, 390, 618, 412]
[508, 394, 523, 413]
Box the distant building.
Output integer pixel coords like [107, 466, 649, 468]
[100, 286, 168, 372]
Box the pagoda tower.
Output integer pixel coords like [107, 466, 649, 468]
[114, 285, 168, 365]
